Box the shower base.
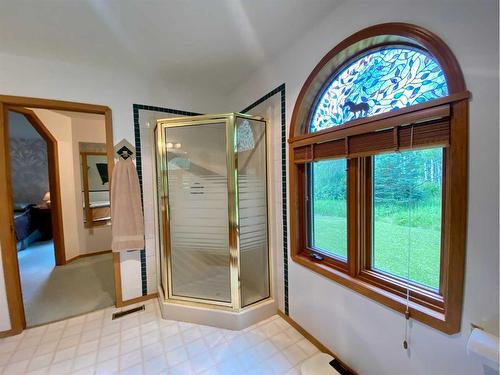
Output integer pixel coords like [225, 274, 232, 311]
[157, 287, 277, 330]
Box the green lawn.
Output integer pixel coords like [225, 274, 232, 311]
[312, 200, 441, 289]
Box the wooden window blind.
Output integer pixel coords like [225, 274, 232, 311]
[293, 105, 451, 162]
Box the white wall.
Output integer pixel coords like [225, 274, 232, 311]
[27, 110, 111, 259]
[0, 51, 224, 330]
[33, 109, 80, 261]
[226, 1, 499, 374]
[71, 116, 111, 256]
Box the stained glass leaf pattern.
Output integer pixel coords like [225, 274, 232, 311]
[310, 48, 448, 132]
[237, 119, 255, 151]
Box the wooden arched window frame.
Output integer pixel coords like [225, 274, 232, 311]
[288, 23, 469, 334]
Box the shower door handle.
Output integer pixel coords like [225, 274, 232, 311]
[162, 195, 170, 219]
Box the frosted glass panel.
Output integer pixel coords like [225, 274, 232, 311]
[166, 122, 231, 303]
[237, 118, 270, 307]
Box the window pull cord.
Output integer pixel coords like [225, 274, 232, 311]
[403, 127, 415, 351]
[403, 180, 412, 350]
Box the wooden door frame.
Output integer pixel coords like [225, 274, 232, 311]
[80, 151, 110, 228]
[6, 107, 66, 266]
[0, 95, 122, 336]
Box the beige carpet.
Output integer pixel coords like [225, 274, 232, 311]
[18, 240, 115, 327]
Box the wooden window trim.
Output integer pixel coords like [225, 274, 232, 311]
[360, 152, 447, 311]
[289, 23, 466, 139]
[306, 161, 350, 273]
[288, 23, 469, 334]
[292, 252, 448, 324]
[290, 97, 460, 149]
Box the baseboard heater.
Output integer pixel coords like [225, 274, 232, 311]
[112, 305, 145, 320]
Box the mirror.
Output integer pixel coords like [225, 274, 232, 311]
[80, 143, 110, 227]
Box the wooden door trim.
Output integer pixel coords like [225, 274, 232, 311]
[0, 95, 122, 335]
[0, 103, 25, 335]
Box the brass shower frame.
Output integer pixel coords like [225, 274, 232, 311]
[155, 113, 272, 312]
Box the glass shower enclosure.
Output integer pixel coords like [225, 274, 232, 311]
[155, 113, 270, 311]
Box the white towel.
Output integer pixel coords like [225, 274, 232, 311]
[111, 158, 144, 252]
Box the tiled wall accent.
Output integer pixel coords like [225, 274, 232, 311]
[132, 88, 288, 314]
[133, 105, 200, 296]
[241, 84, 288, 315]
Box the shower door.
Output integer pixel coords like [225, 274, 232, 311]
[163, 120, 232, 304]
[236, 117, 270, 307]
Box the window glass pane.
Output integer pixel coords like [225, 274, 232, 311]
[373, 148, 443, 289]
[309, 159, 347, 259]
[310, 48, 448, 132]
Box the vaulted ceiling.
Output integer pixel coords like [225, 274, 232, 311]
[0, 0, 341, 93]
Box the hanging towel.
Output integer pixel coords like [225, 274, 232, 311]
[111, 158, 144, 252]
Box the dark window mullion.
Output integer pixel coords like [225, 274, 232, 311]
[307, 159, 348, 264]
[307, 163, 314, 248]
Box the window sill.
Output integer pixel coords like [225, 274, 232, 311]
[292, 252, 459, 334]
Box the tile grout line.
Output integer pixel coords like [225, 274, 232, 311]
[1, 301, 318, 375]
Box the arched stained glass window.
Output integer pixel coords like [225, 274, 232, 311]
[289, 23, 469, 334]
[310, 47, 448, 132]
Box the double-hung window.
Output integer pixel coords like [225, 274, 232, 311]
[289, 23, 469, 334]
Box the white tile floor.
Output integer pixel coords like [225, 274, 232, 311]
[0, 299, 319, 374]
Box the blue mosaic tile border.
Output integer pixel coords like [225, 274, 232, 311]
[132, 92, 288, 312]
[241, 83, 289, 315]
[133, 104, 201, 296]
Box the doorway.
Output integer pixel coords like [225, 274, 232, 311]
[0, 96, 121, 334]
[7, 108, 64, 266]
[7, 109, 61, 327]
